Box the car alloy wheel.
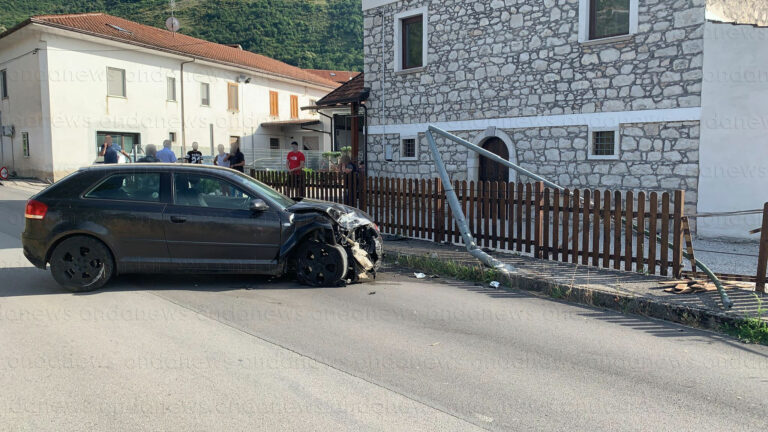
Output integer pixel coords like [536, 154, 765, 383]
[50, 236, 114, 292]
[295, 240, 348, 287]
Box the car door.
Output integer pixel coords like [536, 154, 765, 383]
[81, 170, 171, 273]
[163, 172, 283, 272]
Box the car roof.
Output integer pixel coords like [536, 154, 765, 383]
[79, 164, 239, 175]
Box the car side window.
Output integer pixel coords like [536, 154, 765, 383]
[85, 173, 161, 202]
[174, 173, 254, 210]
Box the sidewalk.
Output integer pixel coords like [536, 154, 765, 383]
[384, 238, 767, 329]
[0, 178, 49, 194]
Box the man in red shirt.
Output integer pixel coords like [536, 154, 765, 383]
[286, 141, 306, 174]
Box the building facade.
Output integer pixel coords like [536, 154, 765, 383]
[362, 0, 768, 240]
[0, 13, 339, 181]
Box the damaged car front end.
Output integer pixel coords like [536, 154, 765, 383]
[281, 199, 383, 287]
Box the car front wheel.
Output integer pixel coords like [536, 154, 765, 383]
[294, 240, 348, 287]
[49, 236, 114, 292]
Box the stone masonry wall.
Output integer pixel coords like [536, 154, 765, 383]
[367, 121, 700, 216]
[363, 0, 706, 126]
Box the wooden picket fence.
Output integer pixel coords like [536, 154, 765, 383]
[252, 170, 689, 278]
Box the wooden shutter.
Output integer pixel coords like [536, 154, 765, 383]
[228, 83, 239, 111]
[290, 95, 299, 119]
[269, 91, 279, 117]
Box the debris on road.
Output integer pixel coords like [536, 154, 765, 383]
[368, 291, 376, 295]
[490, 281, 501, 289]
[414, 273, 426, 279]
[658, 279, 754, 294]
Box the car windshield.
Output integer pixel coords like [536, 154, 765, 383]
[228, 170, 295, 209]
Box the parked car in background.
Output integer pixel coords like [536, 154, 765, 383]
[22, 164, 382, 291]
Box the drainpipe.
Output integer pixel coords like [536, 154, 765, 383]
[361, 104, 369, 176]
[180, 58, 196, 155]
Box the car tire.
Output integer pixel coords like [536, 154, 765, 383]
[49, 236, 114, 292]
[294, 240, 348, 287]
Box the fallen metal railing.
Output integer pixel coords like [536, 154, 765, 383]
[425, 125, 733, 309]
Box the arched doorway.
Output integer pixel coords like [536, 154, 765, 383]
[479, 137, 510, 183]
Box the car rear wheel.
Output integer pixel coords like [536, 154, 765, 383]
[294, 240, 348, 287]
[49, 236, 114, 292]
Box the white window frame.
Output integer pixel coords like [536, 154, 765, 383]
[200, 82, 210, 107]
[106, 67, 126, 98]
[394, 7, 428, 72]
[587, 126, 620, 160]
[399, 135, 418, 161]
[166, 76, 177, 102]
[578, 0, 638, 44]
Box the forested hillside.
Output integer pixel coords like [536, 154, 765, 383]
[0, 0, 363, 71]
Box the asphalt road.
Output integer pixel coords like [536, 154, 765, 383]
[1, 182, 767, 431]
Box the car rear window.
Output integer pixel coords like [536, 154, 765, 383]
[85, 173, 161, 202]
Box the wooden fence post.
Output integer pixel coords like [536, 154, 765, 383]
[534, 182, 544, 259]
[756, 202, 768, 293]
[673, 190, 685, 279]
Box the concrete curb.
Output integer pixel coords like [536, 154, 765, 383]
[385, 250, 748, 333]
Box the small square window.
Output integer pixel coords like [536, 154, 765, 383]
[22, 132, 29, 157]
[270, 138, 280, 149]
[401, 137, 417, 160]
[167, 77, 176, 101]
[588, 128, 620, 160]
[201, 83, 210, 106]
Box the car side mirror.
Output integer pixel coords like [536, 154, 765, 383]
[250, 199, 269, 213]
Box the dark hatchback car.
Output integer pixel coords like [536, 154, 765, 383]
[22, 164, 382, 292]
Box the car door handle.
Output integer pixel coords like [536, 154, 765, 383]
[170, 216, 187, 223]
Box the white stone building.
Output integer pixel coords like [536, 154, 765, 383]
[361, 0, 768, 240]
[0, 13, 339, 181]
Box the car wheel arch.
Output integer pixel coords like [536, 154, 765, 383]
[279, 220, 337, 261]
[46, 232, 117, 272]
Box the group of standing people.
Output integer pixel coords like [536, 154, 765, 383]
[99, 136, 245, 173]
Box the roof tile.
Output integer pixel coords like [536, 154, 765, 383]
[27, 13, 340, 88]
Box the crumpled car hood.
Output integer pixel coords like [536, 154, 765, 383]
[287, 199, 375, 230]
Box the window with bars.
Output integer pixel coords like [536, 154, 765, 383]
[269, 91, 279, 117]
[270, 138, 280, 149]
[589, 129, 619, 159]
[22, 132, 29, 157]
[401, 137, 417, 160]
[227, 83, 239, 111]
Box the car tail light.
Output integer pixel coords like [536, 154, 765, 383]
[25, 200, 48, 220]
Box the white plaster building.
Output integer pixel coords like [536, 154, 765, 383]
[0, 13, 339, 181]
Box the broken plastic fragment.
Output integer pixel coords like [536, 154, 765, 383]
[414, 273, 426, 279]
[490, 281, 501, 289]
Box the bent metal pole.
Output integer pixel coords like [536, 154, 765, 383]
[425, 130, 519, 277]
[426, 125, 733, 309]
